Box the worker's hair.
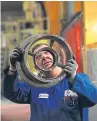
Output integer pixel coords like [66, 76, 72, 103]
[32, 43, 49, 53]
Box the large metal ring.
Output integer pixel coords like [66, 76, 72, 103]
[16, 34, 73, 88]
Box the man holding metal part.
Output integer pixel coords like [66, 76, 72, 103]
[3, 35, 97, 121]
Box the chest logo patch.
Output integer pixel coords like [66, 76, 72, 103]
[64, 90, 78, 100]
[38, 93, 49, 98]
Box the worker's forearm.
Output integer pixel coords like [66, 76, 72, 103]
[73, 73, 97, 103]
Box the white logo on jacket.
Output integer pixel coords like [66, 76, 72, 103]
[38, 93, 49, 98]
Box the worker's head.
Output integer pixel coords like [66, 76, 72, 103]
[32, 44, 54, 70]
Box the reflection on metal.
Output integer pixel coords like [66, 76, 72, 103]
[16, 34, 73, 88]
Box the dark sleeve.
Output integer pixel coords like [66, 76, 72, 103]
[78, 93, 95, 108]
[3, 67, 31, 104]
[72, 73, 97, 107]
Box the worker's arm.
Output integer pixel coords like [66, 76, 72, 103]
[3, 65, 31, 104]
[73, 73, 97, 104]
[3, 47, 31, 104]
[64, 59, 97, 105]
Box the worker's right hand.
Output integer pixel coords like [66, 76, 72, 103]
[10, 47, 23, 67]
[64, 59, 78, 84]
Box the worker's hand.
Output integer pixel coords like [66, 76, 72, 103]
[10, 47, 23, 68]
[64, 59, 78, 84]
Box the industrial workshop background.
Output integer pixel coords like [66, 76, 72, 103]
[1, 1, 97, 121]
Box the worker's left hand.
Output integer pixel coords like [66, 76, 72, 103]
[64, 59, 78, 84]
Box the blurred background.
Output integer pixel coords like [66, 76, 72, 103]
[1, 1, 97, 121]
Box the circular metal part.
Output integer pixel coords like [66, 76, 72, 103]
[16, 34, 73, 88]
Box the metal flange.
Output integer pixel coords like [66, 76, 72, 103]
[16, 34, 73, 88]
